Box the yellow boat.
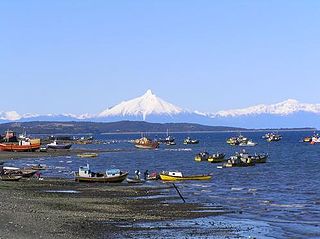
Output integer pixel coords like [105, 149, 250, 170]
[77, 153, 98, 158]
[159, 171, 212, 181]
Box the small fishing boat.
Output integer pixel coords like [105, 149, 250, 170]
[158, 130, 175, 144]
[226, 134, 248, 146]
[239, 140, 257, 147]
[159, 171, 212, 181]
[134, 137, 159, 149]
[30, 164, 48, 170]
[75, 164, 128, 183]
[264, 132, 282, 142]
[183, 137, 199, 145]
[1, 175, 23, 181]
[208, 153, 225, 163]
[47, 141, 72, 149]
[251, 153, 268, 163]
[126, 177, 145, 184]
[77, 152, 98, 158]
[221, 151, 255, 168]
[194, 152, 210, 162]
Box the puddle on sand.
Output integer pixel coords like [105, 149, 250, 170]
[43, 190, 80, 194]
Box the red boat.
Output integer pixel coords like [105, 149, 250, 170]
[0, 139, 41, 152]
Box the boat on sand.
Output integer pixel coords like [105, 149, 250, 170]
[47, 141, 72, 149]
[75, 164, 128, 183]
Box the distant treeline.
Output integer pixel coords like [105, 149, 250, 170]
[0, 121, 245, 135]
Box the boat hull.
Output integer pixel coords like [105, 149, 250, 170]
[160, 174, 212, 181]
[75, 172, 128, 183]
[0, 143, 40, 152]
[1, 175, 23, 181]
[134, 144, 159, 149]
[47, 144, 72, 149]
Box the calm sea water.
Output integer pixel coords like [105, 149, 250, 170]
[7, 131, 320, 238]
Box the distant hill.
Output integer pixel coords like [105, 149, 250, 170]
[0, 121, 245, 135]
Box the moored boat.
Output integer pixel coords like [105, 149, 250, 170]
[134, 137, 159, 149]
[194, 152, 210, 162]
[74, 164, 128, 183]
[183, 137, 199, 145]
[239, 140, 257, 147]
[208, 153, 225, 163]
[264, 132, 282, 142]
[159, 171, 212, 181]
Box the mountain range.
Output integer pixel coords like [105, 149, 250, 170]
[1, 90, 320, 129]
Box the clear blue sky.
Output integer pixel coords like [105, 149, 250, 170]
[1, 0, 320, 114]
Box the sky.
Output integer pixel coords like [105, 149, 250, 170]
[1, 0, 320, 115]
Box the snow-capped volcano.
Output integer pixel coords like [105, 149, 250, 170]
[213, 99, 320, 117]
[98, 90, 184, 120]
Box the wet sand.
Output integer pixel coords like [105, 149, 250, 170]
[0, 178, 247, 239]
[0, 148, 129, 162]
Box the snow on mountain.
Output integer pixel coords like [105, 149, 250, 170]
[0, 111, 22, 121]
[213, 99, 320, 117]
[98, 90, 184, 120]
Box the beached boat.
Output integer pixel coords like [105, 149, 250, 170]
[77, 152, 98, 158]
[183, 137, 199, 145]
[47, 140, 72, 149]
[3, 166, 39, 178]
[208, 153, 225, 163]
[126, 177, 145, 184]
[159, 171, 212, 181]
[134, 137, 159, 149]
[74, 164, 128, 183]
[0, 138, 41, 152]
[0, 175, 23, 181]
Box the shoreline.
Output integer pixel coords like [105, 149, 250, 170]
[0, 178, 237, 238]
[0, 148, 132, 162]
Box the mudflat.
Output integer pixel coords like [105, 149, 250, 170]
[0, 178, 236, 239]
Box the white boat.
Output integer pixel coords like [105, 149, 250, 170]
[239, 140, 257, 147]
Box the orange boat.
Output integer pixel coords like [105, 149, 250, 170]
[0, 139, 41, 152]
[134, 137, 159, 149]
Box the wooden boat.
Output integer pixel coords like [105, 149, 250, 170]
[3, 166, 39, 178]
[183, 137, 199, 145]
[77, 152, 98, 158]
[1, 175, 23, 181]
[0, 138, 41, 152]
[47, 141, 72, 149]
[134, 137, 159, 149]
[208, 153, 225, 163]
[126, 177, 145, 184]
[30, 164, 48, 170]
[159, 171, 212, 181]
[75, 164, 128, 183]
